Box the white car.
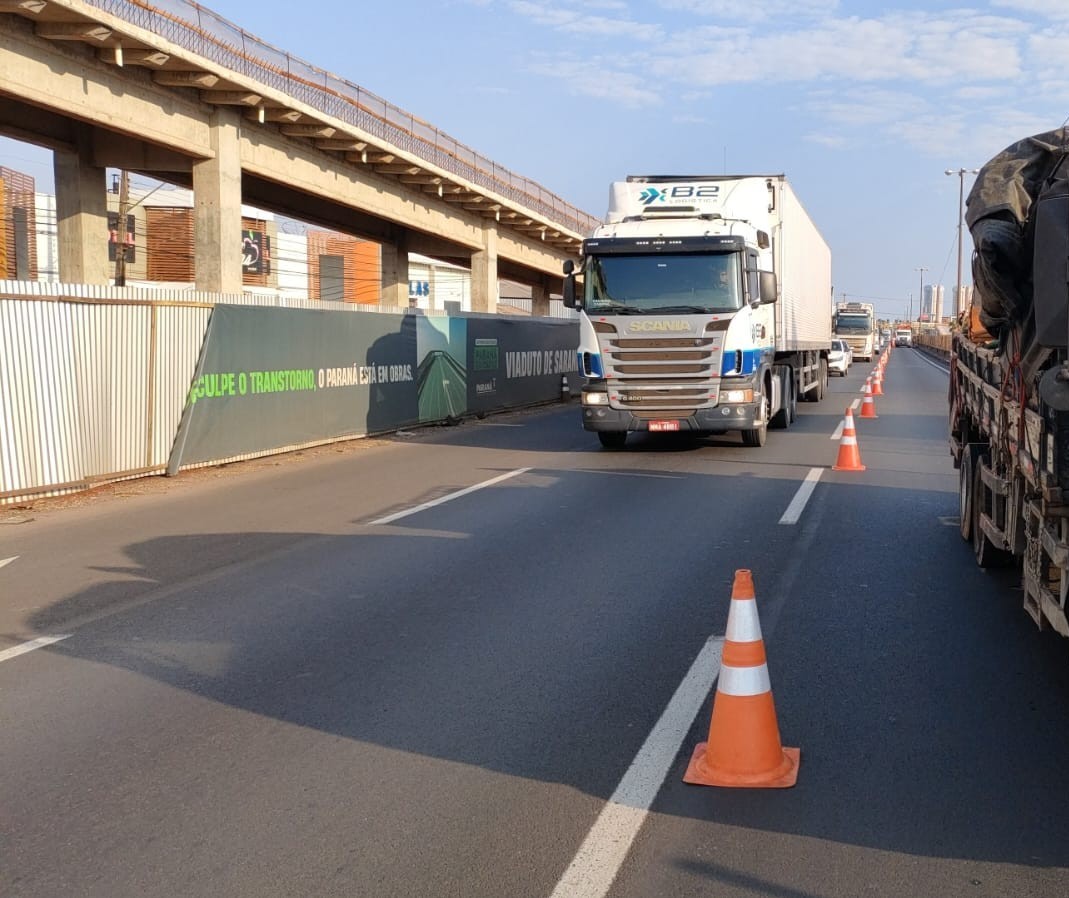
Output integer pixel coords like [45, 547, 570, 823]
[828, 338, 853, 376]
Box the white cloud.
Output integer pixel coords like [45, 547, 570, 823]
[507, 1, 663, 40]
[528, 57, 661, 106]
[1030, 30, 1069, 66]
[657, 0, 840, 24]
[804, 132, 849, 148]
[991, 0, 1069, 20]
[808, 87, 930, 128]
[650, 15, 1025, 86]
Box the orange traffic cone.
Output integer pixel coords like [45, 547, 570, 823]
[871, 369, 884, 396]
[832, 407, 866, 471]
[684, 570, 799, 788]
[859, 379, 878, 418]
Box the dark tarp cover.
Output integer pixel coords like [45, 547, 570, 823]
[966, 127, 1069, 336]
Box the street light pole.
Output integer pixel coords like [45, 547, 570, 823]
[915, 267, 928, 322]
[946, 167, 979, 319]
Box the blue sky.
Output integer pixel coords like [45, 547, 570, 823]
[4, 0, 1069, 321]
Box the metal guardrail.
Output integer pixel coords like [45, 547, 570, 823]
[84, 0, 600, 237]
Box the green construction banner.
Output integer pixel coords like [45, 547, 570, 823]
[168, 304, 579, 472]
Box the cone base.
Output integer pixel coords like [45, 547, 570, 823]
[683, 743, 800, 789]
[832, 462, 865, 471]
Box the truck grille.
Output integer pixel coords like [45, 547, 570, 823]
[595, 325, 724, 410]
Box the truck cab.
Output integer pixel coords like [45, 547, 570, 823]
[563, 175, 831, 449]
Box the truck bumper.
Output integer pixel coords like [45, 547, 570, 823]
[581, 403, 761, 434]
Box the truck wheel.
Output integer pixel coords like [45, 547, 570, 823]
[741, 386, 769, 447]
[972, 456, 1011, 568]
[959, 446, 978, 542]
[598, 431, 627, 450]
[771, 376, 794, 429]
[817, 359, 828, 401]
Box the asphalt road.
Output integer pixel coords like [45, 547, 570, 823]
[2, 347, 1068, 898]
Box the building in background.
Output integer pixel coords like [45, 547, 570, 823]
[921, 283, 945, 323]
[0, 166, 38, 280]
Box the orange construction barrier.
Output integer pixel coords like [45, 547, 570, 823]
[832, 407, 866, 471]
[683, 570, 799, 788]
[859, 379, 878, 418]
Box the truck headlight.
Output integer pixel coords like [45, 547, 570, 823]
[582, 391, 609, 406]
[721, 389, 754, 403]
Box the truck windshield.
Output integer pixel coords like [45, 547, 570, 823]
[585, 253, 743, 314]
[835, 314, 872, 333]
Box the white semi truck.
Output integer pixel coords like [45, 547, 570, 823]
[563, 175, 833, 448]
[834, 301, 877, 361]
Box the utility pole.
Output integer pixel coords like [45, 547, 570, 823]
[914, 267, 928, 322]
[114, 169, 130, 287]
[945, 167, 979, 318]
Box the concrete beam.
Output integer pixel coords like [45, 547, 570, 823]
[316, 138, 367, 152]
[36, 23, 114, 44]
[0, 23, 213, 154]
[0, 1, 47, 13]
[116, 48, 171, 68]
[203, 90, 263, 107]
[280, 123, 337, 139]
[154, 70, 220, 89]
[91, 128, 195, 172]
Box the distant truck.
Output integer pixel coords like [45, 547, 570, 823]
[563, 174, 833, 449]
[894, 326, 913, 347]
[950, 126, 1069, 641]
[834, 301, 876, 361]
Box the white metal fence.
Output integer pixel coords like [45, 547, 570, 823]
[0, 282, 408, 504]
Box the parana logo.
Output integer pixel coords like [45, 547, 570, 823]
[639, 187, 666, 205]
[629, 320, 693, 333]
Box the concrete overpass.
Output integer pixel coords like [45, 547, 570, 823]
[0, 0, 599, 312]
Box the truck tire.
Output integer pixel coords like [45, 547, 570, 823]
[972, 455, 1012, 568]
[817, 358, 828, 401]
[959, 445, 980, 542]
[598, 431, 627, 450]
[741, 385, 769, 447]
[771, 375, 795, 429]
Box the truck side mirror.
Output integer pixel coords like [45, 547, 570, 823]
[759, 270, 778, 304]
[563, 259, 580, 309]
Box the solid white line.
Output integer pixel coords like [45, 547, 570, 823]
[779, 467, 823, 525]
[916, 352, 950, 373]
[0, 634, 71, 664]
[547, 636, 724, 898]
[367, 467, 532, 526]
[0, 556, 18, 570]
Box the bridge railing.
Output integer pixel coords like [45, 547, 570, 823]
[84, 0, 601, 237]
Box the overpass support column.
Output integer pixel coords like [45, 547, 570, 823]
[471, 223, 498, 314]
[532, 279, 550, 317]
[54, 134, 109, 285]
[380, 230, 408, 307]
[193, 108, 243, 295]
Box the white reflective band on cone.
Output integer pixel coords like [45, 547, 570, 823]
[717, 662, 772, 697]
[725, 599, 763, 642]
[841, 435, 857, 445]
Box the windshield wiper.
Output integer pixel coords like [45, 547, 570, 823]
[654, 305, 715, 314]
[591, 302, 644, 314]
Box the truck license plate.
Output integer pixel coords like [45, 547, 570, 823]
[648, 420, 680, 432]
